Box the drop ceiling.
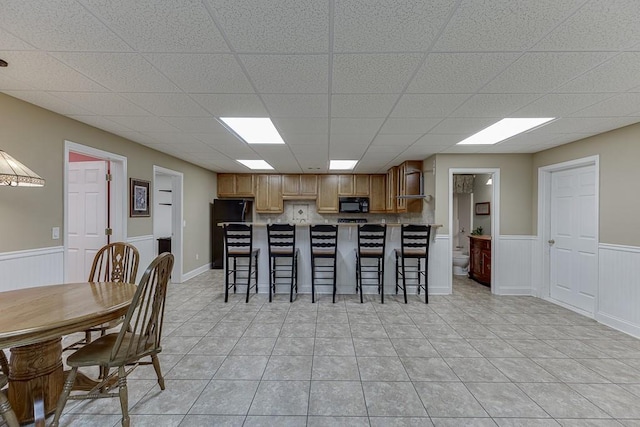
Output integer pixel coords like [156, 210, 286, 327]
[1, 0, 640, 173]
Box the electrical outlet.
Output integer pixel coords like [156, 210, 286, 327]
[52, 227, 60, 240]
[196, 253, 199, 260]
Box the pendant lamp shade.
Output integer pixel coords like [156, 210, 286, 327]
[0, 150, 45, 187]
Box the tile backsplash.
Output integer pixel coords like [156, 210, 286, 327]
[254, 200, 434, 224]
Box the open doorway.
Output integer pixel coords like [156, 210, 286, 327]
[64, 141, 127, 283]
[449, 168, 500, 294]
[153, 165, 183, 283]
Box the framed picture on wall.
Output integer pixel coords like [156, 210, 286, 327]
[475, 202, 490, 215]
[130, 178, 150, 217]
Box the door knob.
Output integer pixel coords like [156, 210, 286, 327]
[548, 239, 555, 245]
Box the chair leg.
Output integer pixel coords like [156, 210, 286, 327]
[311, 255, 316, 303]
[118, 366, 130, 427]
[224, 256, 230, 303]
[424, 256, 429, 304]
[332, 255, 337, 304]
[85, 330, 92, 345]
[401, 257, 408, 304]
[0, 390, 19, 427]
[246, 255, 252, 303]
[357, 255, 363, 304]
[395, 253, 399, 294]
[289, 256, 295, 303]
[233, 257, 237, 293]
[51, 366, 78, 427]
[254, 252, 259, 294]
[269, 257, 274, 303]
[151, 354, 165, 390]
[380, 258, 384, 304]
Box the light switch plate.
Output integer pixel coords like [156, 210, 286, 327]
[52, 227, 60, 240]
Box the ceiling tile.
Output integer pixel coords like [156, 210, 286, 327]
[531, 117, 640, 135]
[52, 92, 151, 116]
[273, 117, 328, 134]
[107, 116, 180, 133]
[281, 134, 328, 147]
[371, 134, 421, 146]
[379, 118, 441, 134]
[241, 55, 328, 93]
[145, 53, 254, 93]
[162, 117, 228, 134]
[262, 94, 328, 118]
[557, 53, 640, 93]
[68, 115, 139, 134]
[570, 93, 640, 117]
[0, 27, 35, 50]
[190, 94, 267, 116]
[193, 132, 244, 146]
[411, 133, 462, 149]
[332, 54, 424, 93]
[331, 94, 397, 118]
[330, 134, 375, 146]
[0, 51, 107, 92]
[451, 94, 541, 118]
[0, 0, 131, 52]
[329, 144, 368, 158]
[52, 52, 181, 93]
[514, 93, 612, 117]
[534, 0, 640, 51]
[80, 0, 229, 52]
[391, 94, 469, 118]
[120, 93, 210, 117]
[207, 0, 329, 53]
[0, 75, 36, 91]
[407, 53, 519, 93]
[481, 52, 614, 94]
[434, 0, 585, 51]
[3, 91, 93, 115]
[330, 118, 385, 135]
[333, 0, 455, 52]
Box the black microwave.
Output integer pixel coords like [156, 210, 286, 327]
[339, 197, 369, 213]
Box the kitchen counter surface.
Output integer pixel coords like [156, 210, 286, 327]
[218, 222, 442, 228]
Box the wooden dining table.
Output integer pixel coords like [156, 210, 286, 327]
[0, 281, 137, 425]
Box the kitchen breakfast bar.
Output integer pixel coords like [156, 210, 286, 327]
[219, 222, 441, 301]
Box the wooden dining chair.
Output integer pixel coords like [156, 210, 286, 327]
[0, 372, 19, 427]
[51, 252, 174, 427]
[64, 242, 140, 352]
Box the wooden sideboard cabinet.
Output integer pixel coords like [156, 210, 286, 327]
[469, 235, 491, 286]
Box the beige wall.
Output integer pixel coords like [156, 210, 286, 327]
[532, 123, 640, 246]
[433, 154, 534, 235]
[0, 93, 217, 274]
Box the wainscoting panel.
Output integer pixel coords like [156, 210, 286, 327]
[127, 235, 155, 283]
[430, 235, 451, 295]
[0, 247, 64, 292]
[495, 236, 536, 296]
[597, 243, 640, 338]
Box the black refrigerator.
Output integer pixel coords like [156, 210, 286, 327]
[211, 199, 253, 269]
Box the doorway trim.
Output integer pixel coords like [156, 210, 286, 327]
[153, 165, 184, 283]
[64, 140, 127, 282]
[449, 168, 500, 294]
[537, 155, 599, 317]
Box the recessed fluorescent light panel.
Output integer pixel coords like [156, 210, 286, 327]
[220, 117, 285, 144]
[457, 118, 555, 145]
[237, 159, 274, 170]
[329, 160, 358, 170]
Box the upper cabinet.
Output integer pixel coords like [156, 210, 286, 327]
[369, 174, 386, 213]
[255, 174, 283, 213]
[282, 174, 317, 199]
[338, 174, 370, 196]
[317, 175, 339, 213]
[396, 160, 423, 213]
[386, 167, 397, 213]
[217, 173, 254, 198]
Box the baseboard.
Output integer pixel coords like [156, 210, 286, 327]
[596, 312, 640, 339]
[182, 263, 211, 282]
[499, 287, 534, 296]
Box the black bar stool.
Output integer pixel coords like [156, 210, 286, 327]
[223, 224, 259, 303]
[355, 224, 387, 303]
[310, 224, 339, 303]
[395, 224, 432, 304]
[267, 223, 299, 302]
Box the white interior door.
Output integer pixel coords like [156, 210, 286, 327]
[549, 164, 597, 313]
[67, 161, 108, 282]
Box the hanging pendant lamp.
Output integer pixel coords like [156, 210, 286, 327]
[0, 150, 45, 187]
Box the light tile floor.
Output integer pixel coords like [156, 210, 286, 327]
[49, 272, 640, 426]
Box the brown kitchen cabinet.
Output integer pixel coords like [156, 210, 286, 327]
[369, 174, 387, 213]
[282, 174, 317, 199]
[317, 174, 339, 213]
[386, 166, 397, 212]
[255, 174, 283, 213]
[337, 174, 370, 196]
[396, 160, 423, 213]
[469, 235, 491, 286]
[217, 173, 255, 197]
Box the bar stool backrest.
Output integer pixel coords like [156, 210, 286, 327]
[400, 224, 431, 256]
[357, 224, 387, 257]
[267, 223, 296, 256]
[224, 224, 253, 256]
[310, 224, 338, 256]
